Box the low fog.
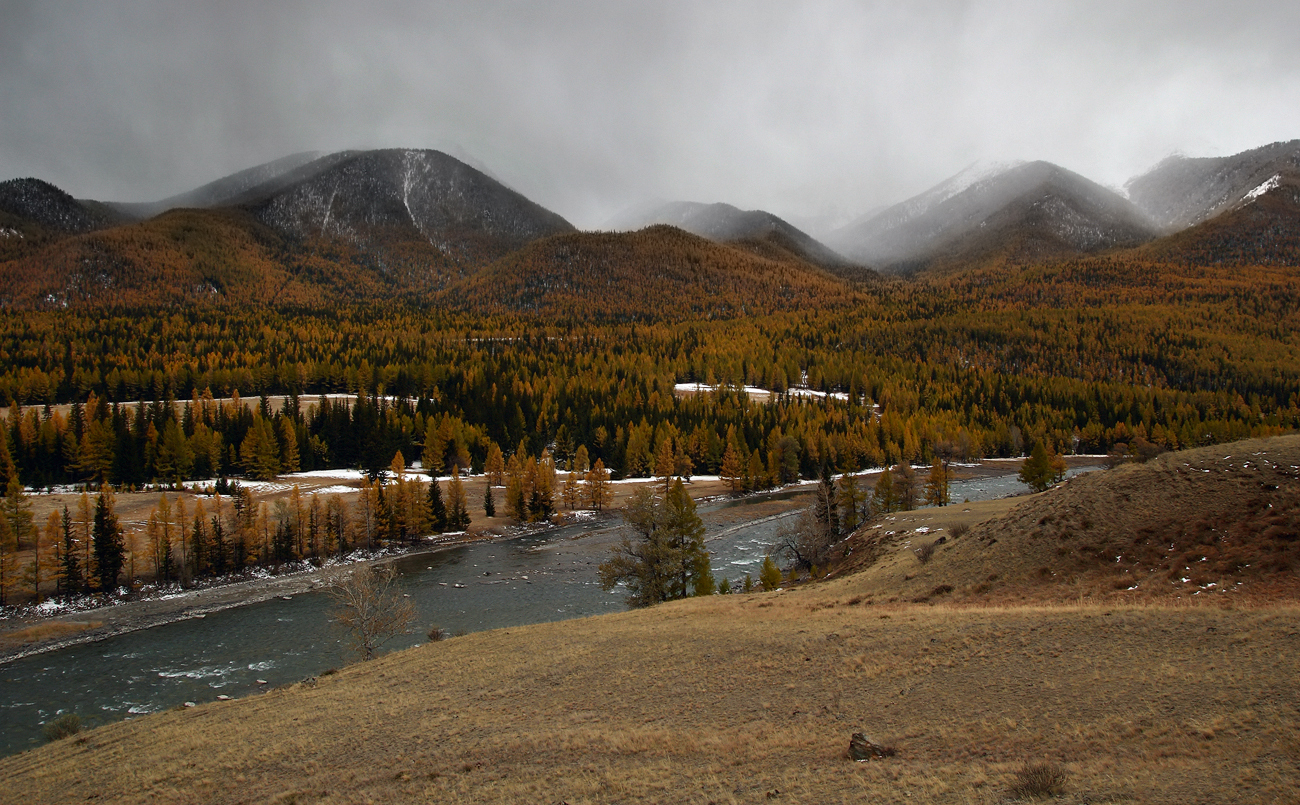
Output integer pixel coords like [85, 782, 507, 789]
[2, 0, 1298, 229]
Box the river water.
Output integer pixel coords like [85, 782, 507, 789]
[0, 465, 1095, 756]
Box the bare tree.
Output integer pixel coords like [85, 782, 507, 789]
[327, 565, 416, 661]
[773, 508, 836, 574]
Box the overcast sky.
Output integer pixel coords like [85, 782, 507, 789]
[2, 0, 1298, 230]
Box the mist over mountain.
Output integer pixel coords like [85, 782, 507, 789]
[107, 151, 325, 220]
[605, 200, 855, 274]
[3, 138, 1300, 309]
[827, 161, 1159, 272]
[1124, 140, 1300, 231]
[1139, 169, 1300, 266]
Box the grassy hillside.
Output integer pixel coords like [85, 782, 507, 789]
[2, 438, 1299, 803]
[2, 589, 1293, 803]
[832, 436, 1300, 609]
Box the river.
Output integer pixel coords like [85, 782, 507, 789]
[0, 465, 1096, 756]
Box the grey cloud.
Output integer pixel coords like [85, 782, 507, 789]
[1, 0, 1297, 229]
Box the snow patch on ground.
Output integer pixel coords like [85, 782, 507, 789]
[673, 382, 853, 403]
[1243, 174, 1281, 203]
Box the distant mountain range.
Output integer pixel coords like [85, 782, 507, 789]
[0, 140, 1297, 309]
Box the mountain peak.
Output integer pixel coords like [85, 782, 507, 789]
[237, 148, 574, 264]
[827, 161, 1157, 272]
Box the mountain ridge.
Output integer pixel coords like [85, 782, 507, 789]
[1125, 139, 1300, 231]
[606, 199, 858, 276]
[828, 160, 1159, 272]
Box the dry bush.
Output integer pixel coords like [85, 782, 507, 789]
[42, 714, 82, 742]
[914, 540, 937, 564]
[1007, 760, 1066, 799]
[949, 522, 971, 539]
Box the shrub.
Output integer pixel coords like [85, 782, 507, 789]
[914, 540, 937, 564]
[1008, 761, 1066, 799]
[949, 522, 971, 539]
[43, 713, 82, 742]
[427, 625, 449, 642]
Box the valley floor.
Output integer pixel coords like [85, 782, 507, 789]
[2, 576, 1295, 804]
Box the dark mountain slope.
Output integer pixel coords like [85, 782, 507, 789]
[235, 148, 575, 269]
[1125, 140, 1300, 231]
[607, 201, 860, 276]
[0, 178, 128, 261]
[454, 224, 855, 319]
[829, 161, 1158, 273]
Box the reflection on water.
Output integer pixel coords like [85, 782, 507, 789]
[0, 464, 1097, 757]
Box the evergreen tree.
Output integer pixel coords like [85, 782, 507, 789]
[719, 441, 744, 495]
[3, 477, 34, 551]
[894, 463, 918, 511]
[572, 444, 590, 474]
[447, 474, 470, 531]
[924, 457, 950, 507]
[598, 481, 710, 607]
[92, 489, 125, 593]
[1019, 441, 1067, 492]
[210, 516, 228, 575]
[59, 506, 82, 598]
[483, 484, 496, 518]
[0, 510, 13, 606]
[586, 458, 612, 510]
[837, 473, 863, 532]
[812, 464, 840, 542]
[562, 471, 581, 510]
[654, 438, 676, 490]
[484, 441, 505, 486]
[872, 468, 896, 513]
[427, 478, 447, 533]
[759, 555, 783, 591]
[279, 418, 301, 475]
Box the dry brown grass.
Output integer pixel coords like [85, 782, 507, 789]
[1, 581, 1297, 803]
[832, 436, 1300, 606]
[0, 620, 102, 647]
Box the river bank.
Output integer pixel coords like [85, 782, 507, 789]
[0, 457, 1100, 664]
[0, 522, 592, 665]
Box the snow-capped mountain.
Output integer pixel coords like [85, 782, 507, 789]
[826, 161, 1158, 271]
[1125, 140, 1300, 231]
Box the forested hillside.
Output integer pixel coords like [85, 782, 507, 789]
[1, 144, 1298, 495]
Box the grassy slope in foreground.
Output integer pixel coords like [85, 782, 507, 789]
[3, 439, 1299, 804]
